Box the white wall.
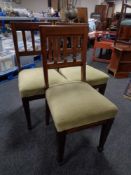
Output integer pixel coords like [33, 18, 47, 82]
[21, 0, 103, 16]
[21, 0, 48, 12]
[21, 0, 131, 15]
[2, 0, 131, 14]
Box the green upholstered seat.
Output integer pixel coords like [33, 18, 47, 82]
[46, 82, 118, 132]
[59, 65, 109, 86]
[19, 68, 69, 98]
[121, 19, 131, 26]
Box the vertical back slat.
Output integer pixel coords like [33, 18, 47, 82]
[22, 31, 27, 52]
[72, 36, 78, 62]
[57, 37, 61, 62]
[63, 37, 67, 63]
[52, 37, 58, 63]
[31, 31, 35, 51]
[48, 37, 53, 61]
[81, 35, 86, 81]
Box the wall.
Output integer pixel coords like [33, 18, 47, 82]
[21, 0, 48, 12]
[21, 0, 103, 16]
[114, 0, 131, 13]
[21, 0, 131, 15]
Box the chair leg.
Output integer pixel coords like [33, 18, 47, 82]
[97, 118, 114, 152]
[45, 99, 50, 125]
[98, 84, 107, 95]
[57, 132, 66, 164]
[99, 48, 103, 58]
[22, 98, 32, 130]
[92, 48, 96, 61]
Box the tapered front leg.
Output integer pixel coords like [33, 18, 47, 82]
[45, 99, 50, 125]
[57, 131, 66, 164]
[22, 98, 32, 130]
[97, 118, 114, 152]
[98, 84, 107, 95]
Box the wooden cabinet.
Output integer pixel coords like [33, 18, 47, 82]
[95, 5, 108, 21]
[77, 7, 88, 23]
[107, 43, 131, 78]
[95, 5, 108, 30]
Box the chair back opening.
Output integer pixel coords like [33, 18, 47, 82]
[11, 22, 51, 71]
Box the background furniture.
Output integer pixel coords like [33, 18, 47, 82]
[107, 0, 131, 78]
[0, 34, 17, 79]
[115, 0, 131, 45]
[94, 4, 108, 30]
[107, 43, 131, 78]
[106, 1, 115, 29]
[93, 2, 115, 30]
[77, 7, 88, 23]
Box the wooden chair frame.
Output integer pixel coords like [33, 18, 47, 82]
[11, 22, 51, 129]
[39, 25, 114, 163]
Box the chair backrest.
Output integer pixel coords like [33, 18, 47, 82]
[39, 25, 88, 88]
[11, 22, 51, 71]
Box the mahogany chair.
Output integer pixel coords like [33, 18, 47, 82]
[39, 25, 118, 163]
[11, 22, 69, 129]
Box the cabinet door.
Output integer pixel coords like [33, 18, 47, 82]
[95, 5, 108, 21]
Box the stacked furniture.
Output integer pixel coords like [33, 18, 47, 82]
[107, 0, 131, 78]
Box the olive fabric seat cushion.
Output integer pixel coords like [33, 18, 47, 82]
[46, 82, 118, 132]
[59, 65, 109, 86]
[19, 68, 69, 98]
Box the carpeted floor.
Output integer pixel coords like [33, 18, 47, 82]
[0, 49, 131, 175]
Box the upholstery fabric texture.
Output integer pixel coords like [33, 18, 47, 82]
[19, 68, 69, 98]
[46, 82, 118, 132]
[59, 65, 109, 86]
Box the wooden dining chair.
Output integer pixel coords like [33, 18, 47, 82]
[55, 23, 109, 95]
[39, 24, 118, 163]
[11, 22, 69, 129]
